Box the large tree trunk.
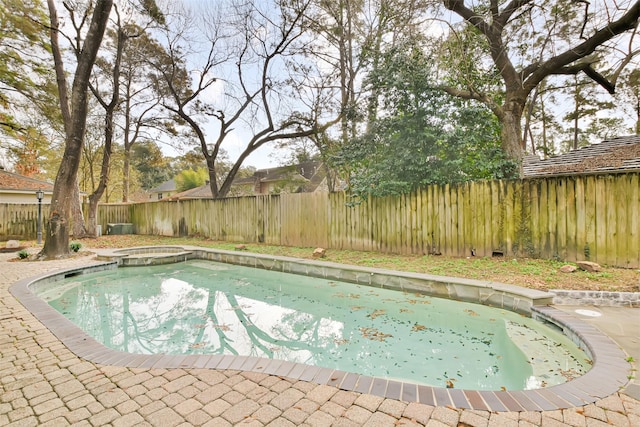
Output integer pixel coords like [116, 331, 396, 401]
[42, 0, 113, 259]
[87, 116, 112, 237]
[71, 178, 87, 238]
[500, 98, 526, 175]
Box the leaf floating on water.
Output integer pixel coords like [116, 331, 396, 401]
[189, 342, 207, 349]
[399, 308, 413, 314]
[411, 323, 427, 332]
[334, 338, 349, 345]
[446, 379, 455, 388]
[193, 323, 207, 329]
[500, 386, 507, 391]
[559, 368, 580, 381]
[407, 298, 431, 305]
[351, 306, 364, 311]
[464, 309, 479, 316]
[212, 324, 231, 331]
[368, 309, 386, 319]
[334, 292, 361, 299]
[359, 327, 392, 342]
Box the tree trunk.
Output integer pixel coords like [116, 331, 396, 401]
[636, 99, 640, 134]
[87, 133, 112, 237]
[123, 147, 130, 202]
[501, 99, 526, 176]
[70, 178, 87, 238]
[41, 0, 113, 259]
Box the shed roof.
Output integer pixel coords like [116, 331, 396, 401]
[523, 135, 640, 178]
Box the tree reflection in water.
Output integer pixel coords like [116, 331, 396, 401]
[46, 261, 590, 390]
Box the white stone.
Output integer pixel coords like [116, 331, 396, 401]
[5, 240, 20, 249]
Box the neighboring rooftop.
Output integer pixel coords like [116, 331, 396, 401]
[149, 178, 177, 194]
[167, 183, 213, 200]
[523, 135, 640, 178]
[166, 161, 326, 200]
[0, 169, 54, 192]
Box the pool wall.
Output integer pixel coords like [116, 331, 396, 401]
[97, 246, 553, 315]
[9, 246, 632, 412]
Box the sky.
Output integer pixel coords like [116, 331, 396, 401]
[154, 0, 307, 170]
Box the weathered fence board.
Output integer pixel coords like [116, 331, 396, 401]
[0, 204, 49, 240]
[629, 174, 640, 268]
[97, 203, 130, 229]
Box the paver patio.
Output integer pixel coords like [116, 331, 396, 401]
[1, 251, 639, 426]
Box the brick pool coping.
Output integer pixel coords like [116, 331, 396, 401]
[9, 246, 632, 412]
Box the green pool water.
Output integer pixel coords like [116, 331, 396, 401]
[38, 260, 590, 390]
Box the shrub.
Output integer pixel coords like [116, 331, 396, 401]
[70, 242, 82, 253]
[17, 249, 29, 259]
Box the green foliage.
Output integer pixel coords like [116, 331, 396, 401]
[0, 0, 61, 154]
[69, 242, 82, 252]
[132, 141, 176, 190]
[174, 167, 209, 192]
[140, 0, 166, 25]
[438, 25, 502, 101]
[17, 249, 29, 259]
[333, 39, 516, 200]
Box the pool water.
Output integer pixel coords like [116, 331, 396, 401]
[38, 260, 590, 391]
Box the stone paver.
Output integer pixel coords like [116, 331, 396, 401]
[1, 250, 639, 426]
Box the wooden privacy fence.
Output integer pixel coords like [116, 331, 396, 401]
[3, 173, 638, 268]
[0, 204, 49, 241]
[97, 203, 131, 230]
[96, 172, 640, 269]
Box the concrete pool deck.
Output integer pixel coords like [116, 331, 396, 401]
[1, 251, 639, 426]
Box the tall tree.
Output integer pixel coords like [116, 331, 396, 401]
[151, 0, 338, 199]
[0, 0, 63, 177]
[0, 0, 57, 131]
[84, 8, 128, 236]
[440, 0, 640, 172]
[303, 0, 430, 188]
[335, 38, 507, 199]
[119, 29, 168, 202]
[618, 67, 640, 133]
[560, 75, 623, 150]
[42, 0, 113, 258]
[131, 140, 174, 190]
[521, 81, 564, 158]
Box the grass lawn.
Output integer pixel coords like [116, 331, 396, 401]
[17, 234, 633, 293]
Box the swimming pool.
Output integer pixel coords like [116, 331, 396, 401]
[35, 258, 589, 391]
[10, 246, 630, 410]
